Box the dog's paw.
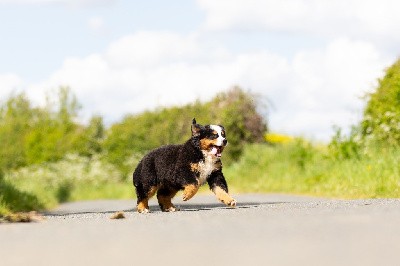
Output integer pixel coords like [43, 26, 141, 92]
[163, 206, 180, 212]
[137, 201, 150, 213]
[137, 208, 150, 214]
[221, 198, 236, 207]
[228, 199, 237, 207]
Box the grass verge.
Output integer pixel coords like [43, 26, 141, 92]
[1, 154, 134, 218]
[225, 142, 400, 198]
[2, 141, 399, 219]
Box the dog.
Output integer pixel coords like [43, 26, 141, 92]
[133, 118, 236, 213]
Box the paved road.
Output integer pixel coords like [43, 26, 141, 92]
[1, 194, 400, 266]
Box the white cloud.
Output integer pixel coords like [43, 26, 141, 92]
[28, 31, 287, 123]
[87, 17, 105, 32]
[105, 31, 202, 69]
[0, 73, 23, 100]
[1, 0, 397, 143]
[0, 0, 116, 8]
[267, 38, 388, 138]
[197, 0, 400, 43]
[26, 30, 389, 140]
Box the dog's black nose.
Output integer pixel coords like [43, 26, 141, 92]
[223, 139, 228, 145]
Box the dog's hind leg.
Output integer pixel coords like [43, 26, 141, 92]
[157, 187, 179, 212]
[136, 185, 158, 213]
[133, 159, 160, 213]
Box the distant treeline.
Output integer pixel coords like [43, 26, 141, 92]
[2, 54, 400, 177]
[0, 86, 267, 176]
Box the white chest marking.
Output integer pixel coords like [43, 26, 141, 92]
[197, 152, 219, 185]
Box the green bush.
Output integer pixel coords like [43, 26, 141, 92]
[328, 126, 362, 160]
[0, 87, 107, 171]
[4, 153, 132, 209]
[225, 142, 400, 198]
[103, 86, 267, 169]
[0, 170, 44, 216]
[0, 93, 33, 169]
[361, 58, 400, 145]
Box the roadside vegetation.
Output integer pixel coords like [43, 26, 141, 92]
[1, 58, 400, 217]
[0, 87, 266, 216]
[226, 140, 400, 198]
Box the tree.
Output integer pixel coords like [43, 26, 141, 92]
[24, 87, 83, 164]
[361, 58, 400, 145]
[103, 86, 268, 169]
[211, 87, 268, 161]
[0, 87, 90, 168]
[75, 115, 105, 157]
[0, 93, 34, 169]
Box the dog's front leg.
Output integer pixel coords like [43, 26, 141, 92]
[208, 171, 236, 207]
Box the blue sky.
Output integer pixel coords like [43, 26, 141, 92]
[0, 1, 204, 80]
[1, 0, 399, 141]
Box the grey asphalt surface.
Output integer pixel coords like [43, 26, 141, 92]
[1, 194, 400, 266]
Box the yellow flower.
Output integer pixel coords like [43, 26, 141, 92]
[265, 133, 293, 144]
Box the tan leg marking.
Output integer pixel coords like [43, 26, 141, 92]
[182, 184, 199, 201]
[212, 186, 237, 207]
[137, 201, 149, 213]
[157, 190, 179, 212]
[137, 186, 158, 213]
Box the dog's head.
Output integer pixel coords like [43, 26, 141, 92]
[191, 118, 227, 158]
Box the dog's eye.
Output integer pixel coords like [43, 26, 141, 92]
[212, 133, 219, 139]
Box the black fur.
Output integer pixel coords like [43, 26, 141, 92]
[132, 118, 236, 212]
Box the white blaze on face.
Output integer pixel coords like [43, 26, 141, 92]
[210, 125, 225, 147]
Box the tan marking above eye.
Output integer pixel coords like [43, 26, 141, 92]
[200, 139, 218, 150]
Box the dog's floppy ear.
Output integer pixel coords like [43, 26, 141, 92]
[191, 118, 201, 137]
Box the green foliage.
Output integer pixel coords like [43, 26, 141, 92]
[0, 170, 44, 216]
[361, 58, 400, 145]
[24, 87, 83, 164]
[329, 126, 362, 160]
[0, 86, 268, 214]
[4, 78, 400, 215]
[56, 180, 74, 203]
[0, 86, 266, 177]
[225, 143, 400, 198]
[4, 154, 132, 210]
[289, 139, 316, 169]
[211, 87, 267, 162]
[103, 86, 267, 170]
[0, 93, 33, 169]
[0, 87, 106, 171]
[74, 115, 105, 158]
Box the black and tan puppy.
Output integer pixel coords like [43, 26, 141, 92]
[133, 118, 236, 213]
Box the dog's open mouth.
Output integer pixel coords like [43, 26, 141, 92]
[210, 145, 224, 157]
